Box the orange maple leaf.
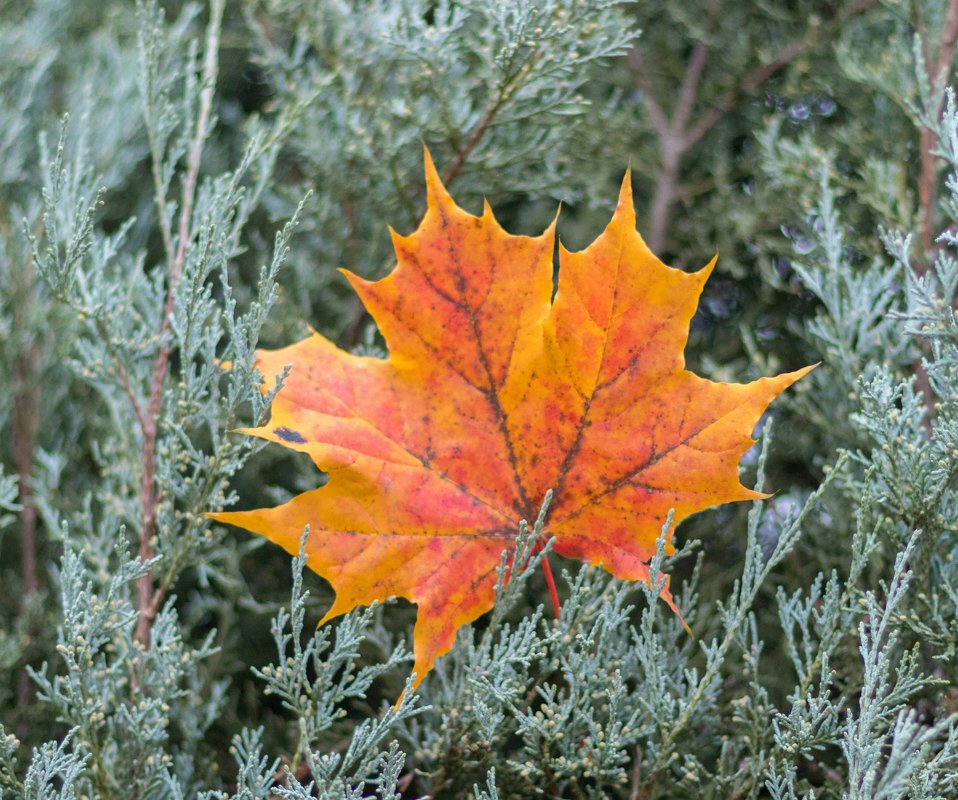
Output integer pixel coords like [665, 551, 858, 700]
[210, 150, 811, 687]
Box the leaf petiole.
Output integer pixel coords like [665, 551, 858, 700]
[539, 550, 561, 619]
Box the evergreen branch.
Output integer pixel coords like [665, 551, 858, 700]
[636, 451, 848, 797]
[136, 0, 224, 649]
[441, 48, 544, 188]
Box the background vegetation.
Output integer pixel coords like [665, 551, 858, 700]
[1, 0, 957, 797]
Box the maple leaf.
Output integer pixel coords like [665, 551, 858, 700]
[210, 150, 812, 687]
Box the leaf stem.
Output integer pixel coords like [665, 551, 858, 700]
[539, 549, 561, 619]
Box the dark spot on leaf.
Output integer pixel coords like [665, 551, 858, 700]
[275, 426, 306, 444]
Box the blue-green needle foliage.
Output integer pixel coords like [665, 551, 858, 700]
[1, 1, 958, 799]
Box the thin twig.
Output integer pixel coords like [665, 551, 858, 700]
[912, 0, 958, 427]
[442, 47, 542, 188]
[628, 747, 644, 800]
[627, 49, 670, 140]
[673, 19, 715, 135]
[441, 105, 499, 188]
[646, 139, 682, 255]
[93, 314, 148, 434]
[630, 2, 719, 252]
[117, 360, 148, 436]
[12, 254, 40, 734]
[135, 0, 224, 649]
[917, 0, 958, 256]
[13, 340, 40, 602]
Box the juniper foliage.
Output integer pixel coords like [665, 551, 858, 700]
[1, 1, 958, 798]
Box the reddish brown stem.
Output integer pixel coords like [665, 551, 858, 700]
[13, 282, 40, 731]
[918, 0, 958, 258]
[13, 351, 39, 598]
[441, 106, 498, 189]
[540, 551, 561, 619]
[912, 0, 958, 428]
[441, 53, 537, 189]
[135, 1, 223, 649]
